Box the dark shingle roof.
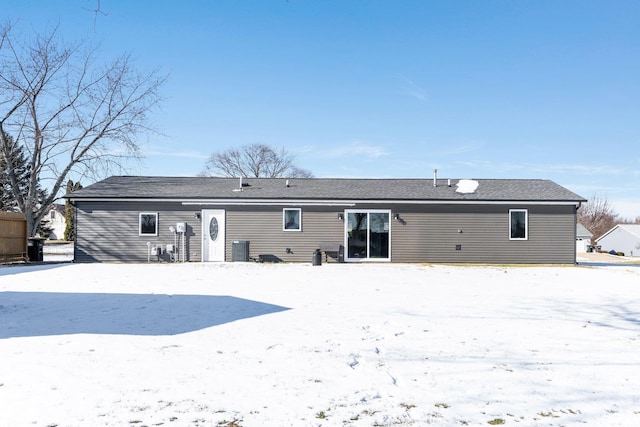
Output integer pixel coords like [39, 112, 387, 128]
[66, 176, 586, 203]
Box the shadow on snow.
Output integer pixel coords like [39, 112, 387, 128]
[0, 292, 290, 338]
[577, 261, 640, 268]
[0, 263, 71, 277]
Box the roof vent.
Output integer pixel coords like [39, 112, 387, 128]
[233, 176, 244, 192]
[433, 169, 438, 187]
[286, 179, 290, 188]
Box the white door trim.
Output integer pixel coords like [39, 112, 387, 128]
[344, 209, 392, 262]
[201, 209, 226, 262]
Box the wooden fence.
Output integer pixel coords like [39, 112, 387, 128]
[0, 212, 27, 264]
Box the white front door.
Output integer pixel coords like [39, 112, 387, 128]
[202, 209, 225, 262]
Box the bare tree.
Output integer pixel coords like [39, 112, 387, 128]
[0, 23, 166, 236]
[577, 194, 620, 241]
[200, 144, 313, 178]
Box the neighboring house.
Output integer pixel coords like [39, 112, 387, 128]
[45, 204, 67, 240]
[65, 176, 586, 264]
[576, 223, 593, 253]
[596, 224, 640, 257]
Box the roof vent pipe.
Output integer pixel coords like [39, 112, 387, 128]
[286, 179, 290, 188]
[448, 178, 451, 187]
[233, 176, 243, 192]
[433, 169, 437, 187]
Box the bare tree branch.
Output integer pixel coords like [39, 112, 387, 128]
[83, 0, 109, 30]
[1, 22, 166, 236]
[200, 144, 313, 178]
[577, 194, 620, 242]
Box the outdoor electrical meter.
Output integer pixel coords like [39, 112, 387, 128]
[176, 222, 186, 233]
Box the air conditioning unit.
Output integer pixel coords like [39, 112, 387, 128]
[232, 240, 250, 262]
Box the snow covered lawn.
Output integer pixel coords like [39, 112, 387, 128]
[1, 262, 639, 426]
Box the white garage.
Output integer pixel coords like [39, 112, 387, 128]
[597, 224, 640, 257]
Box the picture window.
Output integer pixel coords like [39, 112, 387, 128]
[283, 208, 301, 231]
[509, 209, 528, 240]
[139, 212, 158, 236]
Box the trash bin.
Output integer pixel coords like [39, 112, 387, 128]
[312, 249, 322, 266]
[27, 237, 45, 262]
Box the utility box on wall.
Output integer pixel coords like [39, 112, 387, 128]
[232, 240, 249, 262]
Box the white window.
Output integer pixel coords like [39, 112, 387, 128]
[283, 208, 301, 231]
[50, 210, 56, 220]
[139, 212, 158, 236]
[509, 209, 528, 240]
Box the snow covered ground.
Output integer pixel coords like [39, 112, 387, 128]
[1, 261, 639, 426]
[42, 241, 74, 263]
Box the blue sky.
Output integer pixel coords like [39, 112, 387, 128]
[7, 1, 640, 218]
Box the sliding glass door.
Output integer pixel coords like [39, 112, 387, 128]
[345, 210, 390, 261]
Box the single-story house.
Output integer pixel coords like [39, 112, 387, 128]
[596, 224, 640, 257]
[65, 175, 586, 264]
[576, 223, 593, 253]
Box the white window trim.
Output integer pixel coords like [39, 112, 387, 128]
[344, 209, 392, 262]
[509, 209, 528, 240]
[283, 208, 302, 232]
[139, 212, 158, 236]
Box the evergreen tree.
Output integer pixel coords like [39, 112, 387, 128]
[37, 216, 53, 239]
[0, 131, 30, 212]
[0, 130, 51, 231]
[64, 180, 82, 241]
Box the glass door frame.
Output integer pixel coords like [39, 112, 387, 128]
[343, 209, 391, 262]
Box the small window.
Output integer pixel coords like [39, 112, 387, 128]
[50, 210, 56, 220]
[139, 212, 158, 236]
[209, 217, 219, 241]
[283, 208, 301, 231]
[509, 209, 527, 240]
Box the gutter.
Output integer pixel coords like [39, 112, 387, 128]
[66, 197, 584, 207]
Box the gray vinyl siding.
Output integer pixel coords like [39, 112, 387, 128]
[74, 201, 203, 263]
[74, 201, 576, 264]
[390, 204, 576, 264]
[74, 202, 344, 263]
[225, 206, 343, 262]
[223, 204, 575, 264]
